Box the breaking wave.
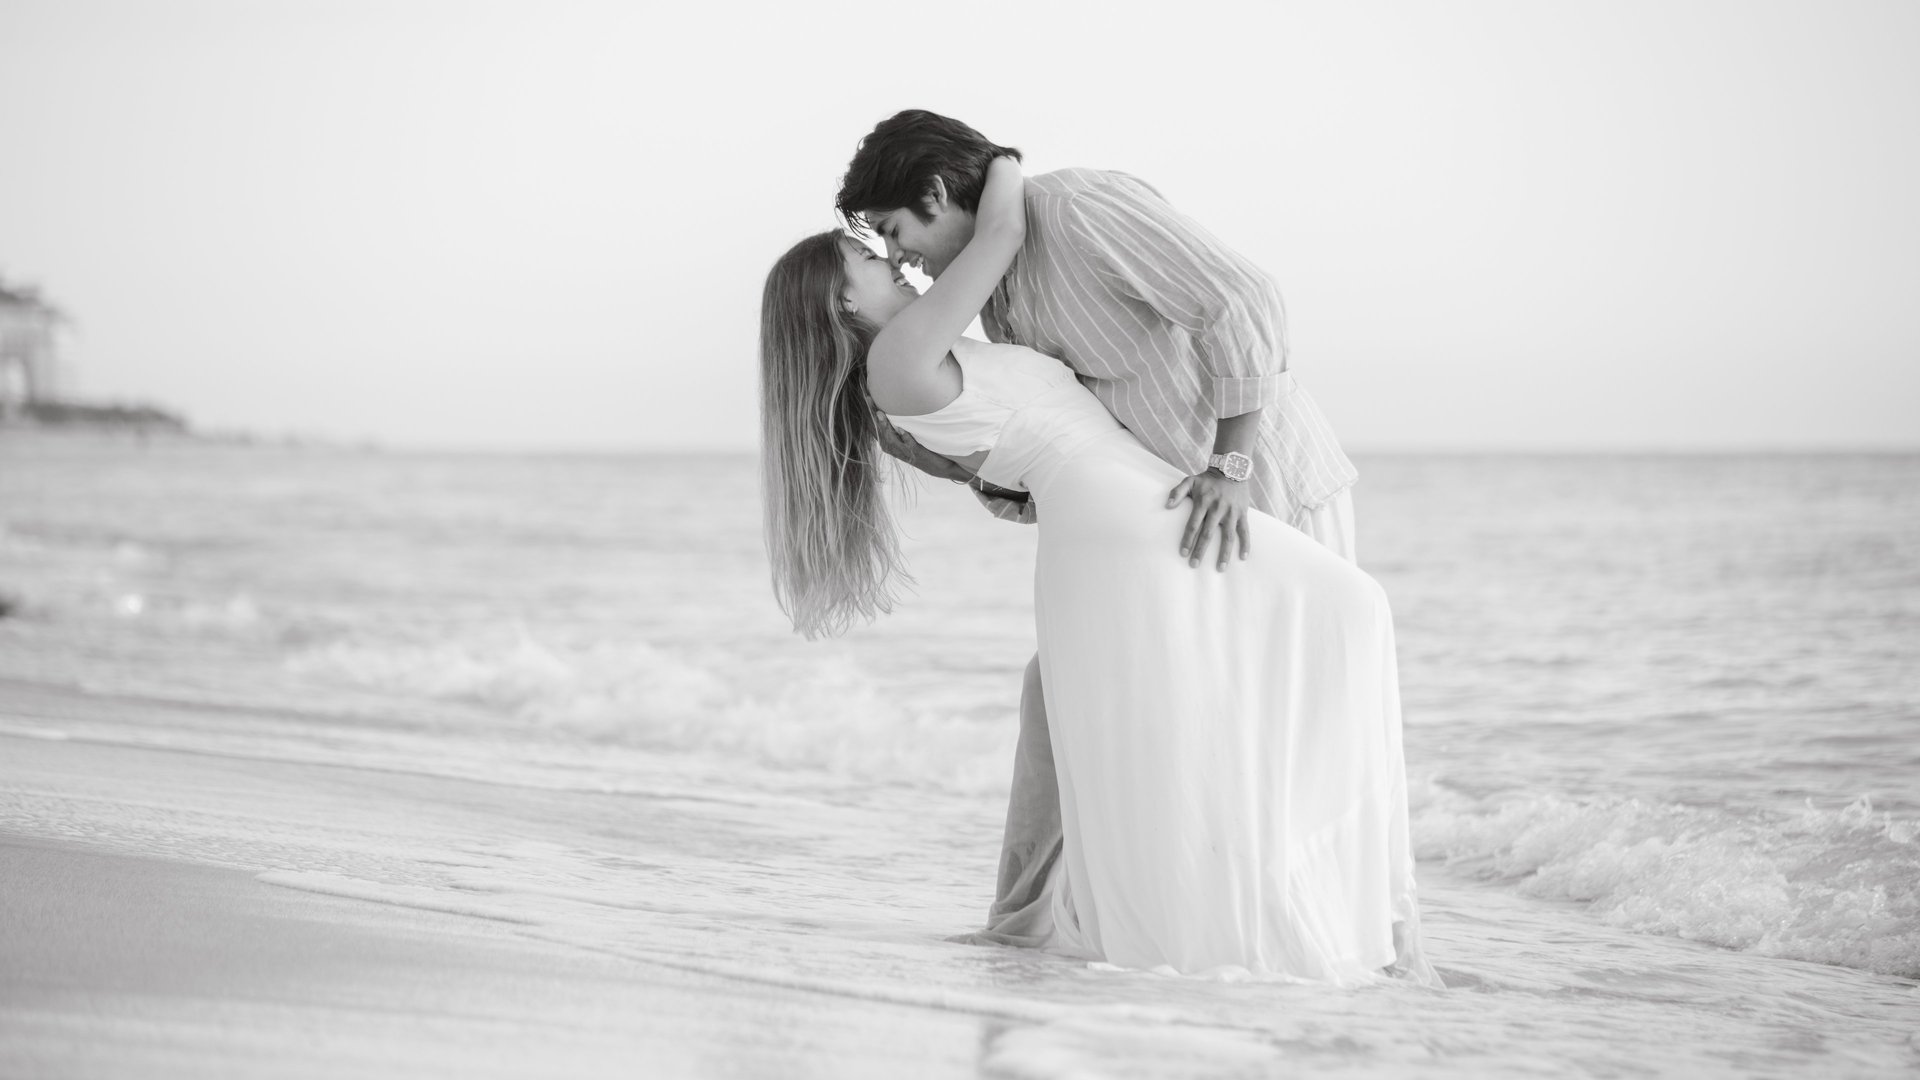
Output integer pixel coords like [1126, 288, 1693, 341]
[1414, 782, 1920, 978]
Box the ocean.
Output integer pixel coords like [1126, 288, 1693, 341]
[2, 432, 1916, 1076]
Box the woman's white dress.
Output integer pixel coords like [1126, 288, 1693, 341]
[888, 338, 1439, 986]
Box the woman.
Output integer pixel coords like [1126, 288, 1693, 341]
[759, 158, 1439, 986]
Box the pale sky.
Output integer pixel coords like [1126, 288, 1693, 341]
[2, 0, 1916, 450]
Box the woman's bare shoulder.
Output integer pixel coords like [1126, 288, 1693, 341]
[867, 351, 963, 418]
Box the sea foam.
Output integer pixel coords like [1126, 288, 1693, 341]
[290, 626, 1920, 980]
[1414, 782, 1920, 978]
[288, 629, 1018, 795]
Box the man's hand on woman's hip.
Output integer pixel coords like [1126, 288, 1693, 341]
[1168, 470, 1253, 570]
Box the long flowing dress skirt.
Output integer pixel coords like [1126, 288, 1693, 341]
[1020, 424, 1436, 985]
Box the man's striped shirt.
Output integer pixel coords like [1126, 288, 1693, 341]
[975, 168, 1356, 526]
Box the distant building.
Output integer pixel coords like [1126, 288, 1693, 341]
[0, 281, 63, 414]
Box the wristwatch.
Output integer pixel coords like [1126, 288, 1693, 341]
[1207, 452, 1253, 482]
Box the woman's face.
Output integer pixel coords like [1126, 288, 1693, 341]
[838, 236, 918, 327]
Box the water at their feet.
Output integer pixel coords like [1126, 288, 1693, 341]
[1, 433, 1916, 1076]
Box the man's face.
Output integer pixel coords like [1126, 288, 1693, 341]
[863, 196, 976, 280]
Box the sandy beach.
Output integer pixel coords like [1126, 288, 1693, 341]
[0, 734, 989, 1080]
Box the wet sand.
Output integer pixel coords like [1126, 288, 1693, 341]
[0, 742, 986, 1080]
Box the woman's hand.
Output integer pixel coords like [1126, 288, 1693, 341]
[866, 156, 1026, 416]
[976, 156, 1027, 243]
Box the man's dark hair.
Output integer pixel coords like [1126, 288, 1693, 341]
[836, 109, 1022, 231]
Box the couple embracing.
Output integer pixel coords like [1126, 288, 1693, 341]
[759, 109, 1440, 986]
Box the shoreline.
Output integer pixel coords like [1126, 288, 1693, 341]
[3, 699, 1916, 1078]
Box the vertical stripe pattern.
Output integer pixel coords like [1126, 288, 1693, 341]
[975, 168, 1357, 527]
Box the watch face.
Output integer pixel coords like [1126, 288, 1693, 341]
[1213, 453, 1251, 481]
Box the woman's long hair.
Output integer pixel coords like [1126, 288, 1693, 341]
[758, 230, 910, 638]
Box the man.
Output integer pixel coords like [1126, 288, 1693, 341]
[837, 109, 1358, 943]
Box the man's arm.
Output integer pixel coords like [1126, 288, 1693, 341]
[868, 398, 972, 483]
[1048, 180, 1289, 566]
[1050, 179, 1290, 399]
[870, 411, 1037, 525]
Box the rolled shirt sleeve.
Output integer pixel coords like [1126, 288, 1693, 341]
[988, 167, 1358, 524]
[1049, 180, 1291, 417]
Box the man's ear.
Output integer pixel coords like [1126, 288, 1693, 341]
[922, 176, 950, 216]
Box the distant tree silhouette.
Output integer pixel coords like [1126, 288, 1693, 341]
[0, 277, 66, 412]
